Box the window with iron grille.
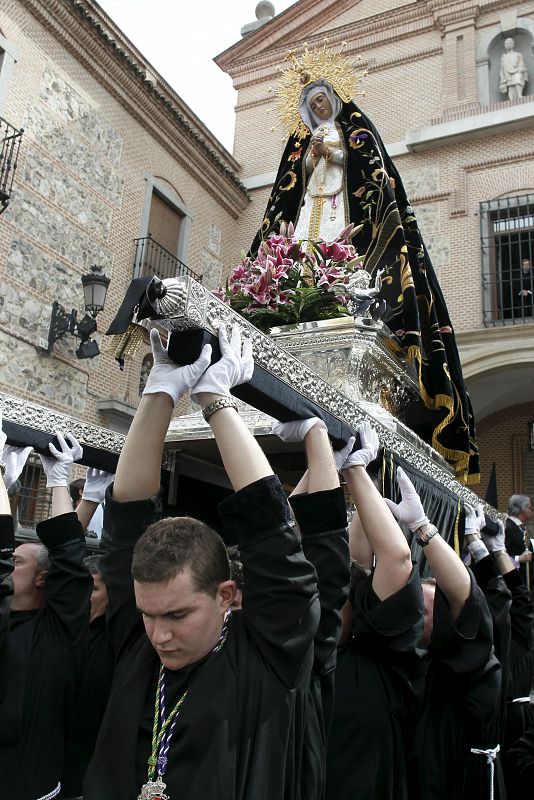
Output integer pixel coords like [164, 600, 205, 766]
[12, 454, 52, 530]
[481, 193, 534, 326]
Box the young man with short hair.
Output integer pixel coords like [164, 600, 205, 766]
[85, 324, 341, 800]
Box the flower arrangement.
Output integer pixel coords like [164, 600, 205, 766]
[214, 223, 364, 333]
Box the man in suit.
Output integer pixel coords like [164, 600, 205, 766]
[505, 495, 533, 592]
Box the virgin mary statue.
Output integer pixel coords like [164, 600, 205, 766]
[250, 44, 479, 482]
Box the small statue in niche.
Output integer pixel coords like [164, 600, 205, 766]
[499, 37, 528, 101]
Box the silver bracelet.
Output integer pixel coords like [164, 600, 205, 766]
[202, 397, 239, 422]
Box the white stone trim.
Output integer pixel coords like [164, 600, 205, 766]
[405, 101, 534, 152]
[241, 170, 278, 190]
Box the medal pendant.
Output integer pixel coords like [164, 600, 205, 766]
[138, 777, 169, 800]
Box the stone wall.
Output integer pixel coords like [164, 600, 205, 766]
[0, 3, 243, 431]
[0, 329, 87, 411]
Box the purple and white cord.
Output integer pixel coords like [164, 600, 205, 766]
[157, 608, 232, 777]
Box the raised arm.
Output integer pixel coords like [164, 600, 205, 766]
[36, 432, 92, 642]
[271, 418, 348, 675]
[193, 324, 268, 490]
[75, 468, 115, 532]
[193, 326, 320, 687]
[342, 424, 412, 600]
[102, 328, 212, 655]
[385, 466, 470, 619]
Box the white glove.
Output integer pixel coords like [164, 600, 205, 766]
[464, 503, 485, 537]
[481, 518, 506, 553]
[82, 468, 115, 504]
[339, 422, 379, 470]
[39, 432, 83, 488]
[383, 466, 429, 531]
[271, 417, 322, 443]
[3, 446, 33, 490]
[143, 328, 212, 405]
[334, 436, 356, 470]
[191, 324, 253, 400]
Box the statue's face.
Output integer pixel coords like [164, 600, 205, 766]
[309, 92, 333, 120]
[505, 38, 514, 50]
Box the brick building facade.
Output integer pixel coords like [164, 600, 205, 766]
[0, 0, 248, 438]
[217, 0, 534, 509]
[0, 0, 533, 516]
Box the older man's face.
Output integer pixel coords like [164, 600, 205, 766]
[12, 544, 46, 603]
[519, 499, 532, 523]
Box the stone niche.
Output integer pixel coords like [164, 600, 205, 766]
[477, 23, 534, 105]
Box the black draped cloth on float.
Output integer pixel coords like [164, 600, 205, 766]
[250, 96, 479, 482]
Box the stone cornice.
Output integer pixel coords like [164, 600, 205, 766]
[456, 324, 534, 350]
[235, 43, 443, 116]
[216, 0, 356, 69]
[218, 0, 436, 85]
[20, 0, 249, 217]
[431, 2, 480, 27]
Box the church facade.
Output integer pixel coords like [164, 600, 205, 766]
[218, 0, 534, 506]
[0, 0, 533, 518]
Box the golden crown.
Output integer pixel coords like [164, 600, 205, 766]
[271, 41, 366, 141]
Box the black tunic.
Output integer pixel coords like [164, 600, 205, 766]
[0, 514, 15, 697]
[84, 476, 323, 800]
[408, 571, 502, 800]
[288, 488, 350, 800]
[500, 568, 534, 795]
[466, 556, 512, 800]
[61, 613, 115, 797]
[0, 512, 92, 800]
[506, 719, 534, 794]
[326, 564, 424, 800]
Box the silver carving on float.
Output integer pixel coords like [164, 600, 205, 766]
[0, 391, 125, 453]
[151, 276, 500, 518]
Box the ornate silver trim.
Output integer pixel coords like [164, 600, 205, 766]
[0, 392, 125, 453]
[143, 276, 501, 519]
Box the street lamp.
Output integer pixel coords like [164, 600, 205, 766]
[47, 265, 110, 359]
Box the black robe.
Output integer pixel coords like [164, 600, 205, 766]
[500, 568, 534, 796]
[84, 476, 324, 800]
[506, 719, 534, 793]
[467, 556, 513, 800]
[250, 96, 479, 482]
[408, 572, 502, 800]
[326, 564, 423, 800]
[0, 512, 92, 800]
[61, 612, 115, 797]
[0, 514, 15, 695]
[288, 488, 350, 800]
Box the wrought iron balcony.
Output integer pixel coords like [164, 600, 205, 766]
[0, 116, 23, 214]
[133, 235, 203, 283]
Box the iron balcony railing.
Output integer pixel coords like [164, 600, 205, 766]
[480, 193, 534, 326]
[0, 116, 23, 214]
[133, 235, 203, 283]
